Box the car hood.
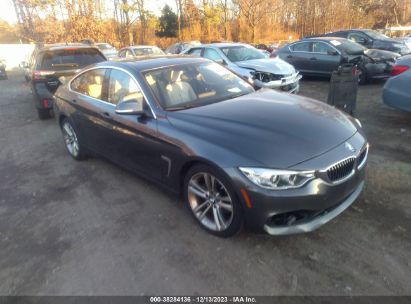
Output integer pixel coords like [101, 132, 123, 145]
[166, 90, 358, 168]
[235, 58, 295, 75]
[364, 48, 400, 62]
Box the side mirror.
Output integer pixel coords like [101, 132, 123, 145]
[327, 50, 339, 56]
[214, 58, 226, 65]
[115, 98, 144, 115]
[21, 61, 29, 68]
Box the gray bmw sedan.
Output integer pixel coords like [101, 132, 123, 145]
[53, 56, 368, 237]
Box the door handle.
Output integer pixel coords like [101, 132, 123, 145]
[287, 55, 293, 58]
[71, 99, 77, 103]
[310, 57, 317, 60]
[100, 111, 111, 118]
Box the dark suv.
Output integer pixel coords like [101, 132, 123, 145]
[27, 44, 106, 119]
[320, 29, 411, 55]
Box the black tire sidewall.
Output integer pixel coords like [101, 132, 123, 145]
[184, 164, 244, 237]
[37, 108, 52, 120]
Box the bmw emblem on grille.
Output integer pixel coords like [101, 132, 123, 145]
[345, 142, 356, 153]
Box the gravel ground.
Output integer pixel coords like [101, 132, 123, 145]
[0, 71, 410, 296]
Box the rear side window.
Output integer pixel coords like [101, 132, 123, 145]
[71, 68, 107, 100]
[290, 42, 310, 52]
[312, 42, 334, 54]
[188, 48, 202, 56]
[40, 48, 105, 70]
[203, 48, 222, 61]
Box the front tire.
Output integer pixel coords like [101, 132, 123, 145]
[60, 118, 86, 160]
[184, 164, 244, 237]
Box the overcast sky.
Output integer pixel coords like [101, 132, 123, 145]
[0, 0, 177, 24]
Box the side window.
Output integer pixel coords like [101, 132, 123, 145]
[348, 33, 367, 44]
[312, 42, 334, 54]
[108, 69, 143, 105]
[125, 50, 134, 58]
[203, 48, 222, 61]
[290, 42, 310, 52]
[119, 50, 126, 58]
[188, 48, 202, 56]
[71, 69, 107, 100]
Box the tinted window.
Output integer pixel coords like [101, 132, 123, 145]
[133, 47, 164, 56]
[144, 62, 254, 110]
[40, 48, 105, 70]
[188, 48, 202, 56]
[312, 42, 334, 54]
[108, 69, 143, 105]
[203, 48, 222, 61]
[363, 30, 388, 40]
[71, 68, 107, 100]
[291, 42, 310, 52]
[348, 33, 368, 44]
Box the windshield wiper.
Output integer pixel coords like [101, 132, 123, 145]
[166, 104, 198, 111]
[228, 92, 248, 99]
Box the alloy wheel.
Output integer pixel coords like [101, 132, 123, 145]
[62, 121, 79, 157]
[187, 172, 234, 232]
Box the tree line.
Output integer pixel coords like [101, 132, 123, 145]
[2, 0, 410, 48]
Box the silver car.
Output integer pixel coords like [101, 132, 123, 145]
[383, 54, 411, 112]
[95, 43, 118, 59]
[183, 43, 302, 93]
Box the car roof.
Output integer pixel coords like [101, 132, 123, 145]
[125, 45, 157, 49]
[192, 42, 248, 48]
[38, 44, 99, 52]
[301, 37, 346, 42]
[97, 55, 209, 71]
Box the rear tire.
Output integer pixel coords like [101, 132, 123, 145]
[37, 108, 52, 120]
[184, 164, 244, 237]
[60, 118, 86, 161]
[357, 67, 367, 85]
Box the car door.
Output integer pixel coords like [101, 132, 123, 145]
[69, 67, 114, 154]
[286, 42, 312, 73]
[104, 68, 162, 180]
[311, 41, 341, 75]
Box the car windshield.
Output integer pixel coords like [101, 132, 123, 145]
[144, 62, 254, 110]
[40, 48, 105, 70]
[97, 43, 113, 50]
[219, 46, 267, 62]
[364, 30, 389, 40]
[133, 47, 164, 56]
[330, 39, 366, 55]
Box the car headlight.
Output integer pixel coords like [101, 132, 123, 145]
[355, 118, 362, 128]
[239, 167, 315, 190]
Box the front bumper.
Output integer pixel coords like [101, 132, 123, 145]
[253, 72, 302, 93]
[227, 132, 368, 235]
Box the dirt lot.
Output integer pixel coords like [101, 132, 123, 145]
[0, 71, 410, 296]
